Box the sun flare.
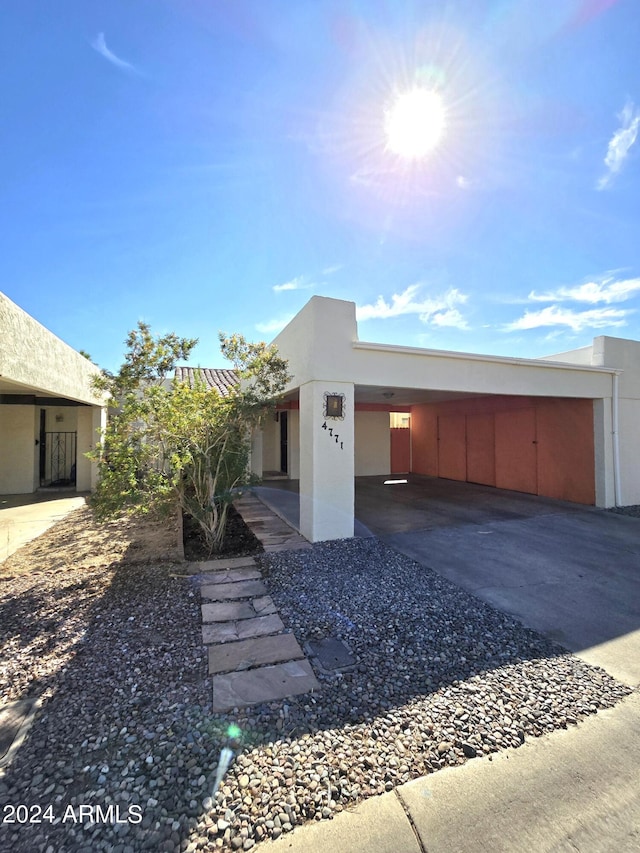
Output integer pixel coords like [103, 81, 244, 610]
[385, 87, 446, 160]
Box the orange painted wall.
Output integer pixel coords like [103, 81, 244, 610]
[494, 408, 538, 493]
[536, 398, 595, 504]
[466, 413, 495, 486]
[390, 428, 411, 473]
[437, 414, 467, 481]
[410, 395, 595, 504]
[410, 405, 438, 476]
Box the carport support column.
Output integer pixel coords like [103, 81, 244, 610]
[299, 380, 354, 542]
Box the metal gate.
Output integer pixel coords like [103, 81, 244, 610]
[42, 431, 77, 486]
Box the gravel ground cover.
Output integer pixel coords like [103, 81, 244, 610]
[0, 531, 632, 853]
[609, 504, 640, 517]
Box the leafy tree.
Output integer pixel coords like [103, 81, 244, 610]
[89, 322, 289, 554]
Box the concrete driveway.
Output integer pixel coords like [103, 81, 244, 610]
[360, 475, 640, 687]
[258, 475, 640, 685]
[0, 492, 87, 563]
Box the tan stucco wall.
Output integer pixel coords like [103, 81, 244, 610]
[43, 406, 78, 432]
[354, 411, 390, 476]
[0, 406, 37, 493]
[0, 291, 102, 404]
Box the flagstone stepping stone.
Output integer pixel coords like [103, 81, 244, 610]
[212, 659, 319, 712]
[201, 597, 277, 622]
[197, 567, 262, 585]
[208, 633, 305, 675]
[201, 601, 257, 623]
[253, 595, 277, 615]
[202, 614, 284, 645]
[200, 579, 267, 601]
[191, 556, 258, 573]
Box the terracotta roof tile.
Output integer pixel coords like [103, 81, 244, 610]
[174, 367, 238, 396]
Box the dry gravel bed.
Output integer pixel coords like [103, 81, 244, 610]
[0, 511, 633, 853]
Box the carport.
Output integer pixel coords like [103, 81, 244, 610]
[254, 296, 638, 543]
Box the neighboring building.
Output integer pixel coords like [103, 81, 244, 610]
[174, 367, 238, 395]
[248, 296, 639, 543]
[0, 292, 106, 494]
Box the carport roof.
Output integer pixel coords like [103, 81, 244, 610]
[352, 339, 620, 373]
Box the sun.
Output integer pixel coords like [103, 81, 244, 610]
[384, 87, 446, 160]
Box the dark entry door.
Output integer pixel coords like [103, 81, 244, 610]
[280, 411, 288, 474]
[39, 409, 46, 485]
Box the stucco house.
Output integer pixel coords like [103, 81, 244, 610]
[247, 296, 640, 543]
[0, 292, 106, 495]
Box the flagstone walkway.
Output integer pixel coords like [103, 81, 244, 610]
[192, 491, 318, 713]
[233, 491, 311, 552]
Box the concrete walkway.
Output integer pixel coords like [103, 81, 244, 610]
[267, 690, 640, 853]
[0, 492, 87, 563]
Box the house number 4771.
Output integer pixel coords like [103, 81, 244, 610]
[321, 421, 344, 450]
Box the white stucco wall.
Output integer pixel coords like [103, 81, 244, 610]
[273, 297, 614, 401]
[76, 406, 106, 492]
[540, 345, 594, 365]
[617, 399, 640, 505]
[355, 411, 390, 476]
[591, 337, 640, 506]
[261, 417, 280, 472]
[272, 297, 358, 393]
[287, 410, 300, 480]
[250, 428, 263, 478]
[0, 406, 36, 493]
[299, 380, 354, 541]
[593, 398, 615, 508]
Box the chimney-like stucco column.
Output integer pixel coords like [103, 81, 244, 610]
[299, 379, 354, 542]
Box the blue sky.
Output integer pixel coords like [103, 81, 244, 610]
[2, 0, 639, 371]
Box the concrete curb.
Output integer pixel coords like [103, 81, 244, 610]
[264, 690, 640, 853]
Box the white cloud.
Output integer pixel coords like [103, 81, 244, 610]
[357, 284, 468, 325]
[322, 264, 343, 276]
[504, 305, 630, 333]
[272, 275, 313, 293]
[597, 101, 640, 190]
[255, 315, 294, 334]
[528, 276, 640, 305]
[431, 308, 469, 329]
[91, 33, 137, 73]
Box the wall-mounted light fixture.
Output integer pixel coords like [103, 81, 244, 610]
[324, 392, 345, 420]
